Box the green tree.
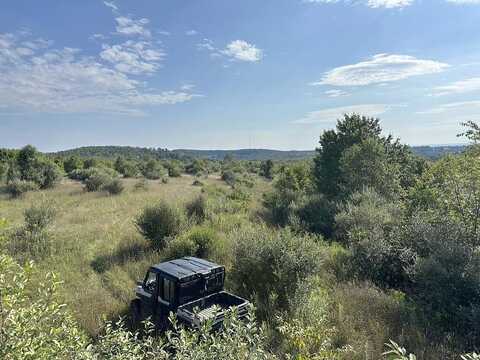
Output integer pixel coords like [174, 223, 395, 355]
[63, 155, 82, 173]
[313, 114, 383, 200]
[260, 159, 274, 179]
[339, 137, 400, 198]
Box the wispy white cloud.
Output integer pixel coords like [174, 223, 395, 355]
[367, 0, 414, 8]
[304, 0, 414, 8]
[103, 1, 118, 11]
[293, 104, 392, 124]
[221, 40, 263, 62]
[432, 77, 480, 96]
[306, 0, 480, 8]
[115, 16, 151, 37]
[446, 0, 480, 4]
[312, 54, 448, 87]
[197, 38, 216, 52]
[185, 30, 198, 36]
[100, 40, 164, 75]
[180, 84, 195, 91]
[324, 89, 349, 97]
[0, 32, 198, 115]
[417, 101, 480, 115]
[197, 39, 262, 63]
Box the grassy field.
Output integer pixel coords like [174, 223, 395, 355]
[0, 175, 270, 335]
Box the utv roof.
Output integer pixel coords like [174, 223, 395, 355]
[152, 257, 224, 281]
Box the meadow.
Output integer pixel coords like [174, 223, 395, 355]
[0, 175, 269, 335]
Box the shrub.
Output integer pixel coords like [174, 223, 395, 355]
[185, 195, 208, 223]
[7, 202, 56, 260]
[24, 201, 56, 231]
[167, 162, 182, 177]
[186, 226, 218, 258]
[134, 178, 149, 191]
[0, 254, 90, 359]
[230, 226, 325, 319]
[221, 169, 237, 186]
[135, 202, 184, 249]
[84, 172, 112, 192]
[192, 179, 204, 186]
[103, 178, 124, 195]
[69, 167, 98, 181]
[164, 236, 199, 259]
[141, 159, 167, 180]
[63, 155, 82, 173]
[5, 179, 39, 198]
[38, 161, 62, 189]
[334, 189, 411, 289]
[297, 194, 336, 237]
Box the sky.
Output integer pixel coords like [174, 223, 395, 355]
[1, 0, 480, 151]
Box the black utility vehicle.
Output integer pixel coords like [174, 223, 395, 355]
[130, 257, 249, 329]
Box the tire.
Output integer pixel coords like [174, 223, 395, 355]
[130, 300, 142, 328]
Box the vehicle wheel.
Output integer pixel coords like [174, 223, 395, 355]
[130, 300, 141, 328]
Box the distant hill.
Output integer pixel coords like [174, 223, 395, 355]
[50, 145, 467, 161]
[52, 146, 176, 160]
[172, 149, 316, 161]
[411, 145, 466, 160]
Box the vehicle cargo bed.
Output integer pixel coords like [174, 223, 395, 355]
[177, 291, 249, 328]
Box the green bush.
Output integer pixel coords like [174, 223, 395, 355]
[221, 169, 237, 186]
[103, 178, 124, 195]
[134, 178, 149, 191]
[185, 195, 208, 223]
[230, 226, 325, 319]
[135, 201, 184, 249]
[192, 179, 204, 186]
[7, 202, 56, 260]
[297, 194, 336, 238]
[5, 179, 39, 198]
[84, 172, 112, 192]
[164, 236, 199, 259]
[141, 159, 167, 180]
[24, 201, 56, 231]
[186, 226, 218, 258]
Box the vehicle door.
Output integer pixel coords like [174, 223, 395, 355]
[138, 269, 159, 321]
[157, 274, 177, 326]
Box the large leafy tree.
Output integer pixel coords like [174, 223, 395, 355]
[313, 114, 383, 200]
[313, 114, 423, 201]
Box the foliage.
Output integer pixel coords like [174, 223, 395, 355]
[185, 195, 208, 223]
[260, 160, 274, 179]
[135, 201, 184, 249]
[141, 159, 167, 180]
[278, 277, 353, 359]
[296, 194, 336, 238]
[185, 159, 207, 175]
[458, 120, 480, 144]
[383, 340, 417, 360]
[313, 114, 421, 201]
[63, 155, 83, 173]
[5, 179, 39, 198]
[84, 172, 112, 192]
[114, 156, 138, 178]
[103, 178, 125, 195]
[0, 254, 89, 359]
[230, 226, 325, 319]
[408, 153, 480, 243]
[262, 162, 312, 228]
[334, 189, 411, 288]
[339, 137, 400, 197]
[6, 202, 56, 260]
[221, 169, 237, 186]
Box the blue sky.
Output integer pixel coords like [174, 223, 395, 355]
[1, 0, 480, 151]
